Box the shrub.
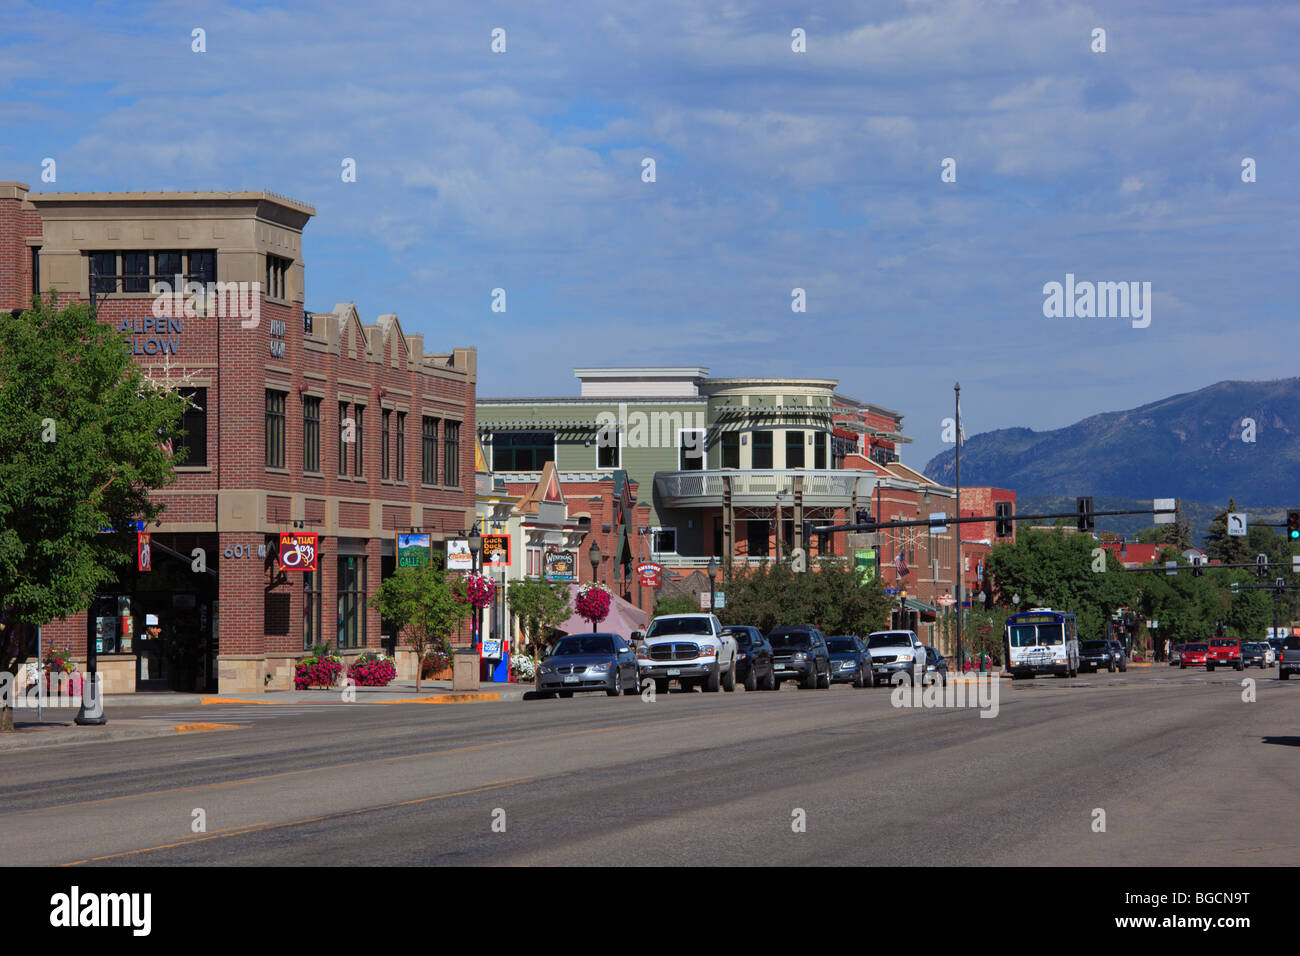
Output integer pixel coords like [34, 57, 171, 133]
[510, 653, 536, 680]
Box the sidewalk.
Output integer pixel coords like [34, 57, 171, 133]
[118, 678, 530, 706]
[0, 718, 225, 752]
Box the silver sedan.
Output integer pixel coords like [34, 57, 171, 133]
[535, 634, 641, 698]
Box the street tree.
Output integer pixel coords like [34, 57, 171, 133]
[506, 579, 570, 658]
[369, 563, 472, 691]
[0, 296, 186, 731]
[719, 559, 892, 637]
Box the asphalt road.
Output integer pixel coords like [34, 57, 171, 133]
[5, 666, 1297, 866]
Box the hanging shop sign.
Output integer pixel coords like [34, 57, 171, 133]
[481, 534, 511, 568]
[397, 533, 433, 568]
[637, 562, 663, 588]
[446, 538, 473, 571]
[278, 532, 318, 571]
[137, 531, 152, 572]
[544, 550, 576, 582]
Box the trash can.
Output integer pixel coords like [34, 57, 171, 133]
[453, 651, 480, 691]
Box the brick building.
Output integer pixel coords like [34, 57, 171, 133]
[0, 183, 477, 693]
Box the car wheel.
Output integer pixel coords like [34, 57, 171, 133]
[744, 665, 757, 692]
[1280, 670, 1289, 680]
[559, 691, 574, 698]
[624, 669, 640, 695]
[762, 665, 777, 691]
[703, 663, 721, 692]
[1180, 662, 1186, 669]
[800, 668, 817, 690]
[1235, 662, 1243, 671]
[607, 670, 623, 697]
[853, 666, 864, 688]
[654, 678, 670, 695]
[1108, 662, 1115, 673]
[865, 666, 876, 688]
[817, 663, 830, 689]
[722, 659, 736, 692]
[1207, 663, 1215, 672]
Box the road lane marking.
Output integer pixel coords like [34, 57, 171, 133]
[59, 778, 534, 866]
[173, 723, 243, 734]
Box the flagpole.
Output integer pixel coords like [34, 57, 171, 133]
[955, 382, 963, 672]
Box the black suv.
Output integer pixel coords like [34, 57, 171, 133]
[826, 635, 874, 687]
[767, 626, 832, 689]
[1078, 640, 1115, 673]
[724, 626, 776, 691]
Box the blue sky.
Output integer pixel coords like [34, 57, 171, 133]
[3, 0, 1297, 468]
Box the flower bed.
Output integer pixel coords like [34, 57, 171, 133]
[295, 654, 343, 690]
[347, 653, 396, 687]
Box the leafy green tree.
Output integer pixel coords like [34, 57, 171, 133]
[654, 594, 703, 616]
[369, 564, 471, 691]
[1156, 501, 1193, 552]
[719, 559, 892, 637]
[507, 579, 571, 657]
[984, 528, 1137, 642]
[0, 296, 185, 730]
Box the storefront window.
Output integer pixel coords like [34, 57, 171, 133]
[337, 555, 366, 649]
[304, 569, 322, 649]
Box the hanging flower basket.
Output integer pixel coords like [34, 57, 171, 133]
[463, 572, 497, 611]
[575, 582, 612, 627]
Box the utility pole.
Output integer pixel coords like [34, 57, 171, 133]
[955, 382, 963, 672]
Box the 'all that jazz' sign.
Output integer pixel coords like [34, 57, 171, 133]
[278, 532, 318, 571]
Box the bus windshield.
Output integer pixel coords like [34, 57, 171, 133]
[1009, 623, 1064, 646]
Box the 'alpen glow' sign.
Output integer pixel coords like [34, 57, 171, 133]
[119, 315, 183, 355]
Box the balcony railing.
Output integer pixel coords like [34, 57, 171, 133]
[655, 469, 872, 508]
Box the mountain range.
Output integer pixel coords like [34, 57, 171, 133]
[923, 378, 1300, 535]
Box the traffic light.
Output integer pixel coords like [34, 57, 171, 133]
[854, 510, 876, 532]
[1191, 555, 1203, 577]
[995, 501, 1013, 538]
[1077, 497, 1095, 533]
[1257, 553, 1268, 578]
[1288, 509, 1300, 540]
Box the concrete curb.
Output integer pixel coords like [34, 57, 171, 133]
[0, 720, 232, 752]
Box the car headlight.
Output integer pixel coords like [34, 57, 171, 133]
[793, 652, 807, 661]
[539, 664, 554, 674]
[636, 646, 648, 659]
[588, 662, 613, 673]
[699, 645, 717, 657]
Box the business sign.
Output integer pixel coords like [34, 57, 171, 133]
[480, 534, 511, 568]
[545, 550, 576, 582]
[278, 532, 318, 571]
[397, 533, 433, 568]
[446, 538, 473, 571]
[637, 562, 663, 588]
[137, 532, 152, 572]
[854, 548, 877, 583]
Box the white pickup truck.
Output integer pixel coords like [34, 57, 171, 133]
[637, 613, 738, 694]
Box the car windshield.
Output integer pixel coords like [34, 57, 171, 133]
[553, 636, 615, 656]
[867, 633, 912, 648]
[1081, 641, 1108, 651]
[1210, 639, 1235, 647]
[1185, 643, 1207, 651]
[646, 617, 712, 638]
[827, 638, 857, 653]
[1008, 624, 1063, 647]
[769, 632, 813, 649]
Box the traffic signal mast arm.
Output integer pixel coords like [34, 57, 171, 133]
[810, 506, 1170, 536]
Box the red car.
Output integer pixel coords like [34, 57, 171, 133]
[1180, 642, 1209, 668]
[1206, 638, 1243, 671]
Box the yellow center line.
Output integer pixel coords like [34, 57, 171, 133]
[59, 778, 533, 866]
[21, 711, 732, 815]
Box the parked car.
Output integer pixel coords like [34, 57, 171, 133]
[535, 633, 640, 698]
[1107, 640, 1129, 672]
[1263, 642, 1277, 665]
[1267, 637, 1285, 663]
[865, 630, 927, 684]
[724, 625, 776, 691]
[923, 646, 949, 685]
[638, 613, 738, 694]
[1078, 639, 1115, 673]
[1170, 644, 1185, 666]
[1205, 637, 1243, 672]
[1279, 636, 1300, 680]
[825, 635, 874, 687]
[1240, 642, 1268, 668]
[767, 626, 832, 689]
[1179, 642, 1209, 668]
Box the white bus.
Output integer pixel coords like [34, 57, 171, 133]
[1005, 609, 1079, 679]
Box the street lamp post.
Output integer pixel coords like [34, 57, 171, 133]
[468, 527, 483, 653]
[976, 590, 987, 672]
[707, 557, 717, 613]
[588, 542, 602, 633]
[897, 588, 907, 630]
